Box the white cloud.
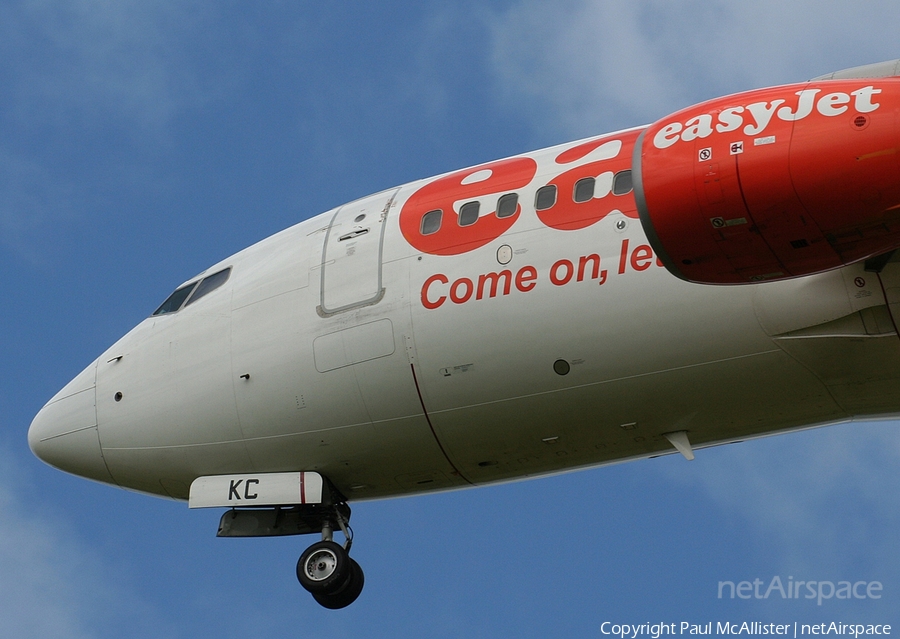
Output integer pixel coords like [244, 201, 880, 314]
[0, 510, 92, 637]
[660, 421, 900, 576]
[0, 449, 93, 637]
[0, 1, 237, 260]
[0, 0, 226, 132]
[488, 0, 900, 138]
[0, 446, 168, 639]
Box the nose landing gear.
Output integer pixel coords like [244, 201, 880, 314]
[296, 509, 364, 609]
[204, 473, 365, 609]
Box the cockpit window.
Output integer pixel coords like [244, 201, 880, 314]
[185, 268, 231, 307]
[151, 267, 232, 316]
[152, 283, 197, 316]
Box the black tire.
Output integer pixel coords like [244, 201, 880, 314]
[296, 541, 351, 594]
[312, 558, 365, 610]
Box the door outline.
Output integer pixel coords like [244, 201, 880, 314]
[317, 187, 400, 317]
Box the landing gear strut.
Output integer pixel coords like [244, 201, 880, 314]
[296, 507, 364, 609]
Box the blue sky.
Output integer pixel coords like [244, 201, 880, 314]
[4, 1, 900, 637]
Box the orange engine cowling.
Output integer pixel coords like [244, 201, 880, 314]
[633, 79, 900, 284]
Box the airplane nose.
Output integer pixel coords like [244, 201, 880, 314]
[28, 360, 115, 484]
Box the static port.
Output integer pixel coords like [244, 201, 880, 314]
[553, 359, 570, 375]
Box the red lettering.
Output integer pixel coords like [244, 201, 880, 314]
[630, 245, 653, 271]
[618, 239, 629, 274]
[617, 242, 659, 274]
[399, 157, 538, 256]
[516, 266, 538, 292]
[477, 271, 512, 300]
[422, 265, 539, 310]
[538, 129, 642, 231]
[577, 254, 601, 281]
[550, 259, 574, 286]
[450, 278, 473, 304]
[421, 274, 448, 309]
[399, 130, 649, 257]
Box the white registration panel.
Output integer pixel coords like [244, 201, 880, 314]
[188, 471, 324, 509]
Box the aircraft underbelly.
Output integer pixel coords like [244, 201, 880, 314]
[425, 347, 842, 483]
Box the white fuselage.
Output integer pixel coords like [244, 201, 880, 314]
[29, 127, 900, 502]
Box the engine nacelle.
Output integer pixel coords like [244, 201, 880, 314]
[634, 79, 900, 284]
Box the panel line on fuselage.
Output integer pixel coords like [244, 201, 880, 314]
[409, 363, 473, 485]
[424, 348, 783, 417]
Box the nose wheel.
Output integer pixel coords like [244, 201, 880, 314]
[309, 556, 365, 610]
[296, 508, 364, 609]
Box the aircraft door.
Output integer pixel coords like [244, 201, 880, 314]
[318, 188, 400, 315]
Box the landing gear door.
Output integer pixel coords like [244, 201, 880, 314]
[318, 188, 399, 316]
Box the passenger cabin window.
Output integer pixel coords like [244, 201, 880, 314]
[185, 268, 231, 307]
[421, 209, 442, 235]
[613, 170, 633, 195]
[153, 282, 197, 316]
[535, 185, 557, 211]
[151, 267, 232, 316]
[496, 193, 518, 218]
[573, 177, 595, 203]
[458, 201, 480, 227]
